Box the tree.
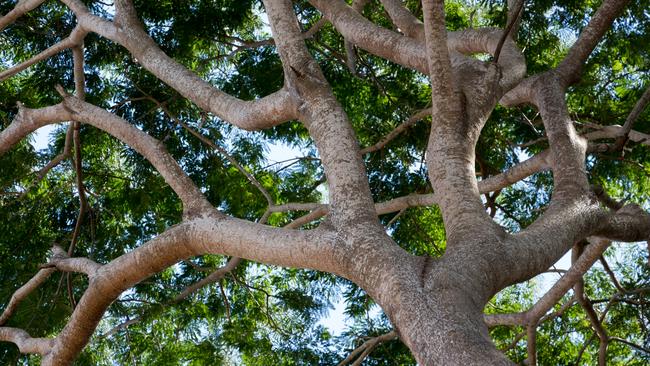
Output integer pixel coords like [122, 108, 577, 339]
[1, 0, 649, 364]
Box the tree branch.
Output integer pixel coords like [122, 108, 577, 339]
[59, 0, 298, 131]
[526, 324, 537, 366]
[612, 83, 650, 151]
[56, 90, 211, 213]
[0, 0, 46, 31]
[43, 246, 102, 277]
[43, 213, 337, 364]
[379, 0, 424, 40]
[556, 0, 630, 86]
[572, 243, 608, 366]
[493, 0, 523, 64]
[0, 268, 55, 326]
[359, 108, 431, 154]
[263, 0, 383, 233]
[310, 0, 525, 89]
[502, 1, 630, 109]
[173, 257, 241, 303]
[484, 238, 612, 328]
[0, 327, 52, 355]
[0, 26, 87, 81]
[337, 330, 398, 366]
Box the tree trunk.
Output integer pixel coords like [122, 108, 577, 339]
[387, 287, 513, 365]
[361, 262, 514, 366]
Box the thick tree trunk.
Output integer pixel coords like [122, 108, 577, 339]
[385, 286, 513, 365]
[356, 258, 514, 366]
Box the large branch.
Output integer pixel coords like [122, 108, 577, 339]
[42, 213, 336, 365]
[421, 0, 508, 246]
[497, 73, 603, 285]
[56, 0, 297, 131]
[360, 108, 431, 154]
[310, 0, 525, 90]
[500, 66, 650, 285]
[261, 0, 422, 318]
[0, 104, 72, 155]
[507, 185, 650, 287]
[503, 0, 630, 105]
[262, 0, 381, 230]
[310, 0, 427, 72]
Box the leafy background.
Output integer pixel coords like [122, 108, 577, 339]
[0, 0, 648, 364]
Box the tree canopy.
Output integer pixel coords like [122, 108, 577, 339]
[0, 0, 649, 365]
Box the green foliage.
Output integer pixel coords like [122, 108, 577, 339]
[0, 0, 649, 365]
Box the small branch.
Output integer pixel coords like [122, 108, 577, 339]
[609, 337, 650, 355]
[45, 246, 102, 277]
[303, 18, 328, 39]
[591, 184, 624, 211]
[572, 243, 608, 366]
[173, 257, 241, 303]
[0, 26, 87, 81]
[53, 90, 212, 213]
[102, 317, 141, 338]
[386, 208, 406, 227]
[359, 108, 431, 154]
[581, 121, 650, 147]
[283, 207, 329, 229]
[158, 101, 275, 207]
[612, 83, 650, 151]
[337, 330, 398, 366]
[598, 256, 625, 293]
[30, 125, 73, 187]
[494, 0, 523, 64]
[500, 331, 525, 352]
[506, 0, 524, 35]
[556, 0, 630, 85]
[526, 238, 611, 323]
[0, 268, 55, 325]
[104, 256, 241, 337]
[269, 202, 326, 213]
[492, 296, 577, 353]
[67, 44, 88, 308]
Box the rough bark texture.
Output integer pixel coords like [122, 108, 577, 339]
[1, 0, 649, 365]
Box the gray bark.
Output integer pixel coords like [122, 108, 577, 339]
[0, 0, 647, 365]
